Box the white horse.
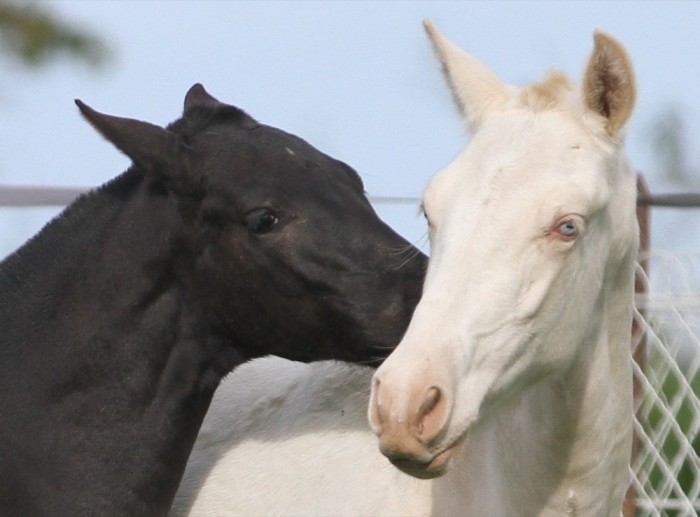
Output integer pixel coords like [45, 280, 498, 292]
[370, 22, 638, 516]
[172, 23, 638, 516]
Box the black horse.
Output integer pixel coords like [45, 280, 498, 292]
[0, 84, 426, 516]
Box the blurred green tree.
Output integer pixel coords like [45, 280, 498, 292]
[0, 1, 107, 68]
[648, 105, 695, 186]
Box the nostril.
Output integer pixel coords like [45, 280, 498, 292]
[419, 387, 441, 416]
[416, 386, 447, 442]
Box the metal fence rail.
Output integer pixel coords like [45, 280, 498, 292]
[2, 185, 700, 210]
[0, 185, 86, 207]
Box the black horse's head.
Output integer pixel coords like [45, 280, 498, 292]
[76, 84, 426, 367]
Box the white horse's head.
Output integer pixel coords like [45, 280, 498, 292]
[368, 23, 638, 479]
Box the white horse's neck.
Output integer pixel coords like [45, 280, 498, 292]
[434, 264, 635, 517]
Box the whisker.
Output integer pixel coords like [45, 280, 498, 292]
[383, 243, 419, 256]
[390, 232, 430, 271]
[370, 344, 399, 351]
[354, 356, 388, 366]
[415, 232, 429, 251]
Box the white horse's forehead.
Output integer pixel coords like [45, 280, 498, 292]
[424, 111, 609, 220]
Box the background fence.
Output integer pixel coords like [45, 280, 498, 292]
[631, 251, 700, 516]
[1, 181, 699, 516]
[628, 178, 700, 516]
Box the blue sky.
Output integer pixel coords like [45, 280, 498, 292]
[2, 1, 699, 258]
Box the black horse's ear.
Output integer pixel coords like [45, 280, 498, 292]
[75, 99, 188, 171]
[184, 83, 227, 112]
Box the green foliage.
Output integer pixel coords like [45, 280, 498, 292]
[0, 1, 108, 68]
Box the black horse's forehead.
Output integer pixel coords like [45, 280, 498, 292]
[252, 125, 329, 160]
[191, 120, 365, 192]
[257, 126, 365, 189]
[175, 105, 353, 176]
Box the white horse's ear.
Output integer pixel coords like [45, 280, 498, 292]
[582, 30, 636, 137]
[424, 20, 512, 130]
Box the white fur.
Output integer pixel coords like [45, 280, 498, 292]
[171, 357, 429, 516]
[173, 25, 638, 517]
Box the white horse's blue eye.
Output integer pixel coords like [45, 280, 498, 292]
[559, 221, 577, 237]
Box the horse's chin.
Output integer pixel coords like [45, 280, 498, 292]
[389, 438, 464, 480]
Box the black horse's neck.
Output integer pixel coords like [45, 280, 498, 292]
[0, 172, 234, 516]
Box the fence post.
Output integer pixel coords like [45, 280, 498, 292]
[623, 174, 651, 516]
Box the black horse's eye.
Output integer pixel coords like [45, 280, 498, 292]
[244, 208, 279, 234]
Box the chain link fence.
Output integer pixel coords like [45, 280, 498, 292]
[631, 252, 700, 516]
